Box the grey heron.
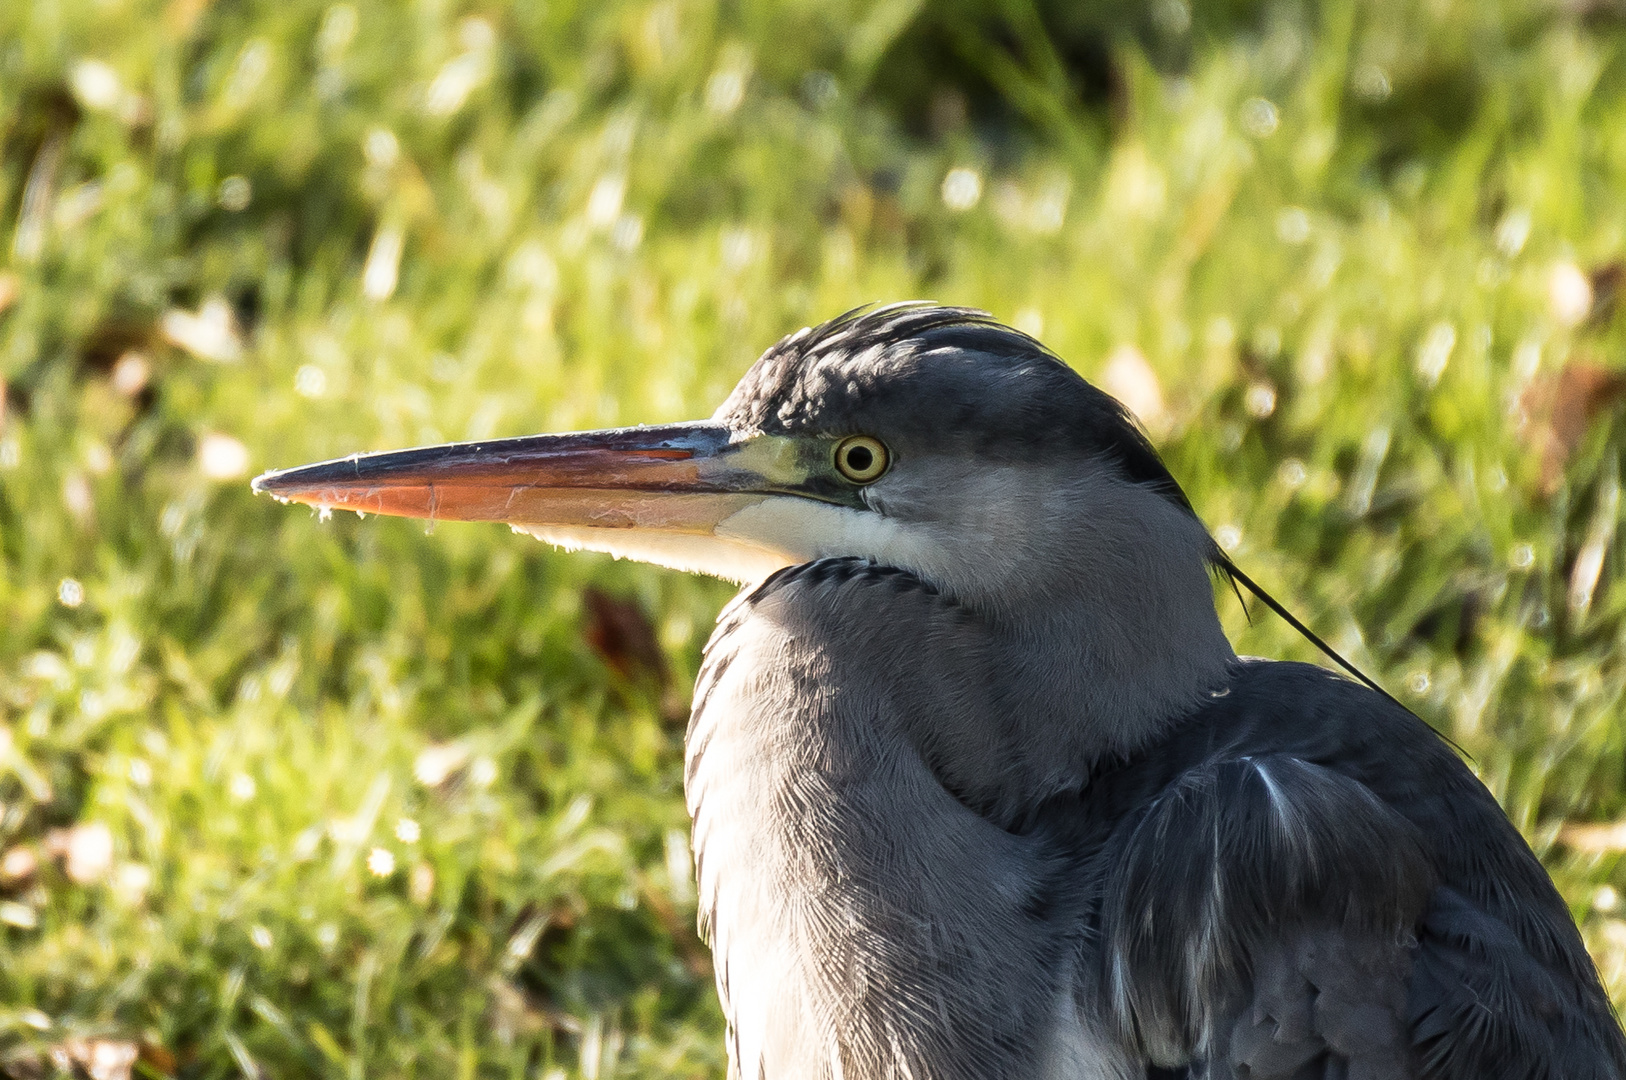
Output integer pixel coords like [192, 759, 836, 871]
[254, 304, 1626, 1079]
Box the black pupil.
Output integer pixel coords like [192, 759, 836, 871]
[845, 445, 874, 473]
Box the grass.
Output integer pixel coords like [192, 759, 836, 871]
[4, 0, 1626, 1075]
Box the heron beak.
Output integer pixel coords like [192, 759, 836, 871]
[251, 421, 814, 529]
[251, 422, 832, 581]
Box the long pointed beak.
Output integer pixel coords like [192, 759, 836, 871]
[251, 421, 809, 535]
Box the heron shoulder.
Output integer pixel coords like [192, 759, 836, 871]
[1093, 749, 1435, 1067]
[1058, 657, 1626, 1077]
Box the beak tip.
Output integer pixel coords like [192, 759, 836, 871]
[250, 469, 299, 503]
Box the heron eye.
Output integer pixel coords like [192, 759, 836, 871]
[833, 435, 889, 483]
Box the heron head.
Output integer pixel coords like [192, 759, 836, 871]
[253, 304, 1220, 615]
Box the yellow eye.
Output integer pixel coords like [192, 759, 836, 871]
[833, 435, 889, 484]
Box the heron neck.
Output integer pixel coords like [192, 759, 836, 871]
[912, 491, 1238, 808]
[896, 592, 1228, 827]
[833, 464, 1237, 781]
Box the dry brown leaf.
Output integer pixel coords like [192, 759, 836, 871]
[582, 588, 665, 681]
[1518, 362, 1626, 494]
[138, 1042, 178, 1076]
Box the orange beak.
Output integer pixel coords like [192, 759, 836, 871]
[251, 422, 821, 537]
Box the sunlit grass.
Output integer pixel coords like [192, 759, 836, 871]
[4, 0, 1626, 1075]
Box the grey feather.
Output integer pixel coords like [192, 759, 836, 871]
[689, 560, 1118, 1079]
[673, 307, 1626, 1079]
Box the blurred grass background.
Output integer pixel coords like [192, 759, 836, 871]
[4, 0, 1626, 1075]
